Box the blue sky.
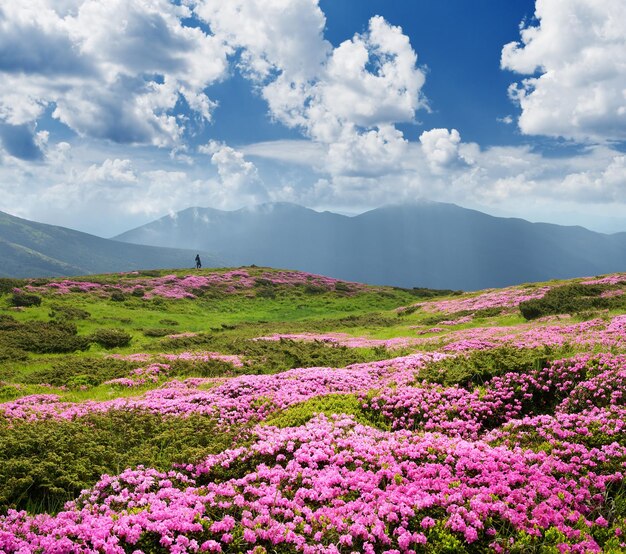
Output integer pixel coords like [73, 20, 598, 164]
[0, 0, 625, 236]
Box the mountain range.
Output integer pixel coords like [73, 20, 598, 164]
[114, 202, 626, 290]
[0, 210, 216, 278]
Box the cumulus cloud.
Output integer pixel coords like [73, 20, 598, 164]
[259, 15, 426, 138]
[82, 158, 138, 184]
[199, 140, 268, 207]
[502, 0, 626, 142]
[419, 128, 469, 173]
[0, 0, 229, 145]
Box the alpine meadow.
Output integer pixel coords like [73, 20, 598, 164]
[1, 1, 626, 553]
[1, 268, 626, 552]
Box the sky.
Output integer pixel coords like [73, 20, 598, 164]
[0, 0, 625, 237]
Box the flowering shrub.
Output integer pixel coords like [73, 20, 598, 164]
[1, 415, 624, 553]
[1, 272, 626, 552]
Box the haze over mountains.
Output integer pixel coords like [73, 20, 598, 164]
[115, 202, 626, 290]
[0, 210, 216, 278]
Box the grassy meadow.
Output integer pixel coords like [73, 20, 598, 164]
[0, 266, 625, 553]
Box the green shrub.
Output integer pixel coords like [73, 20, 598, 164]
[0, 279, 25, 295]
[304, 284, 327, 294]
[0, 321, 89, 354]
[264, 394, 388, 430]
[0, 315, 20, 330]
[420, 346, 553, 387]
[158, 334, 394, 374]
[158, 319, 179, 326]
[109, 290, 127, 302]
[48, 304, 90, 321]
[0, 411, 243, 514]
[0, 347, 28, 363]
[89, 328, 132, 349]
[10, 292, 42, 307]
[519, 283, 611, 320]
[22, 357, 135, 387]
[142, 327, 172, 337]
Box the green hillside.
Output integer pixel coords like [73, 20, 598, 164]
[0, 210, 217, 277]
[1, 267, 625, 552]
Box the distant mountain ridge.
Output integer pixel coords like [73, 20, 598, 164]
[0, 210, 217, 278]
[114, 201, 626, 290]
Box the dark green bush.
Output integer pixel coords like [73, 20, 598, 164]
[159, 334, 395, 374]
[0, 315, 20, 330]
[0, 411, 243, 514]
[333, 281, 353, 293]
[0, 321, 89, 354]
[10, 292, 42, 307]
[48, 304, 90, 321]
[255, 286, 276, 299]
[142, 327, 171, 337]
[0, 347, 28, 363]
[519, 283, 611, 320]
[304, 284, 327, 294]
[158, 319, 179, 326]
[0, 279, 25, 295]
[89, 328, 132, 349]
[109, 290, 127, 302]
[21, 357, 135, 387]
[420, 346, 554, 387]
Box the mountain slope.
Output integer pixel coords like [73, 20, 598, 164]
[114, 201, 626, 290]
[0, 210, 217, 278]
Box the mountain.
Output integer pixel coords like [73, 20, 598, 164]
[114, 201, 626, 290]
[0, 210, 216, 278]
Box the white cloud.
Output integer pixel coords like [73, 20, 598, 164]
[82, 158, 138, 184]
[0, 0, 229, 145]
[199, 140, 268, 208]
[419, 128, 468, 173]
[502, 0, 626, 142]
[193, 0, 329, 81]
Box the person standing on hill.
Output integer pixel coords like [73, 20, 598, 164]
[195, 254, 201, 269]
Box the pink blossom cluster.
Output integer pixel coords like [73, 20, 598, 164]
[160, 351, 245, 368]
[103, 353, 245, 387]
[26, 280, 105, 294]
[0, 352, 446, 423]
[428, 314, 626, 352]
[1, 414, 623, 553]
[23, 269, 361, 301]
[255, 332, 419, 350]
[581, 274, 626, 285]
[408, 285, 552, 315]
[110, 351, 244, 368]
[361, 353, 626, 439]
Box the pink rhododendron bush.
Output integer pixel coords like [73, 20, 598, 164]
[1, 270, 626, 552]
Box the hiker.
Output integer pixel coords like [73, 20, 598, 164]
[195, 254, 201, 269]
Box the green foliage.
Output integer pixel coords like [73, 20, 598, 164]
[264, 394, 389, 430]
[421, 346, 553, 387]
[158, 318, 179, 326]
[48, 304, 91, 321]
[159, 335, 393, 374]
[0, 347, 28, 363]
[0, 278, 25, 295]
[142, 327, 172, 337]
[89, 328, 132, 349]
[519, 283, 625, 320]
[0, 410, 243, 514]
[21, 357, 135, 387]
[109, 290, 127, 302]
[0, 320, 90, 354]
[10, 292, 42, 307]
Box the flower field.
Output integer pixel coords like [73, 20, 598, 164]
[1, 267, 625, 552]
